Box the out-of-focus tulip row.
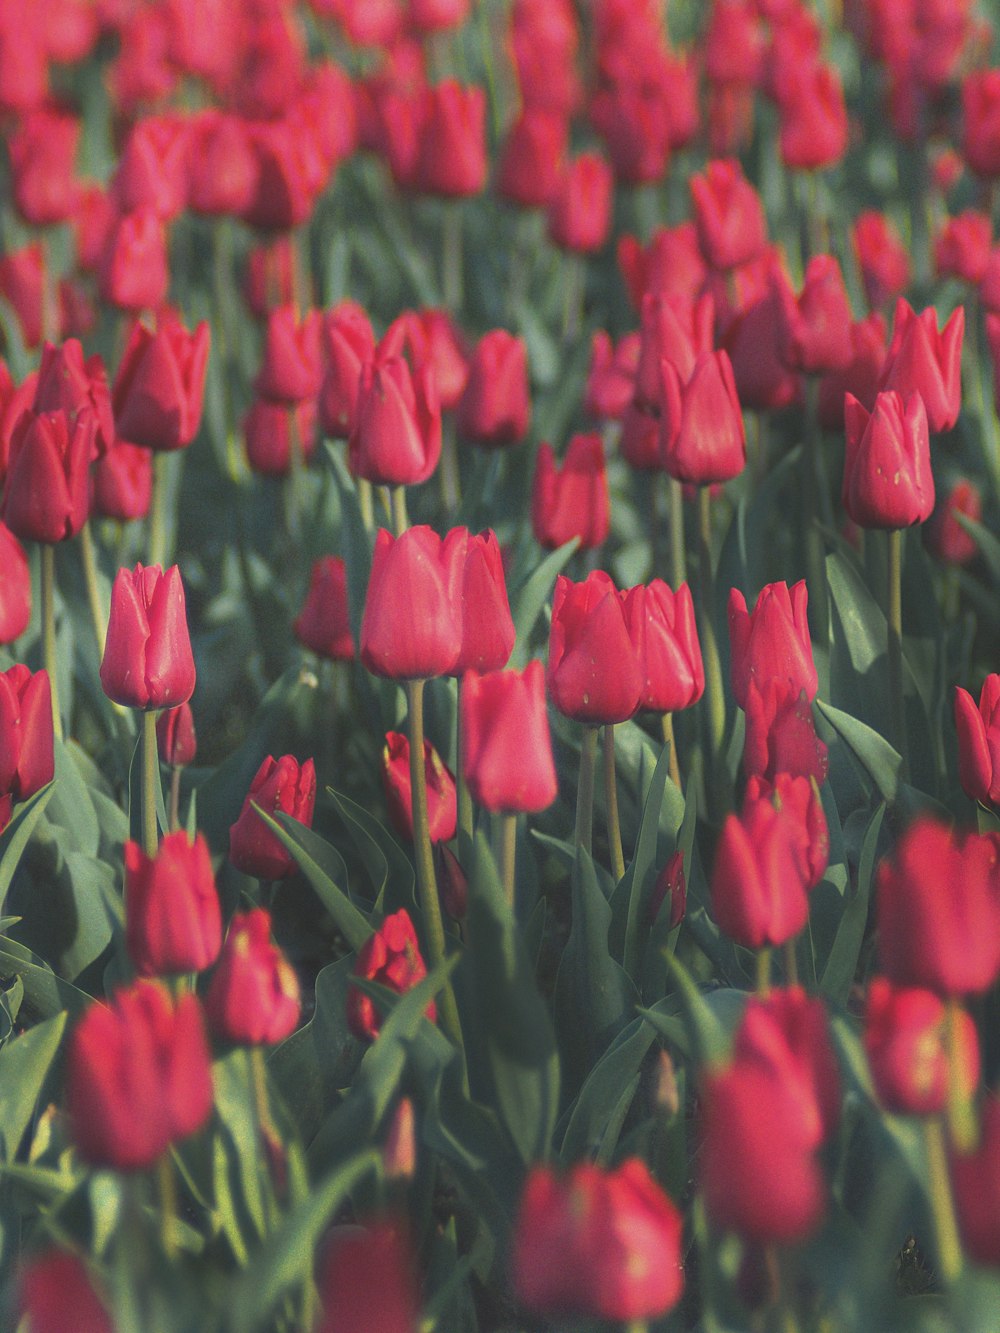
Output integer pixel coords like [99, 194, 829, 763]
[5, 0, 1000, 1330]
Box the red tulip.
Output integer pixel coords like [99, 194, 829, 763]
[548, 571, 643, 724]
[113, 314, 210, 452]
[817, 312, 888, 430]
[2, 407, 93, 544]
[156, 702, 197, 768]
[348, 349, 441, 487]
[843, 390, 934, 529]
[125, 831, 221, 977]
[294, 556, 355, 660]
[254, 304, 323, 404]
[8, 105, 81, 226]
[635, 291, 714, 411]
[206, 908, 301, 1045]
[584, 330, 640, 421]
[244, 397, 317, 476]
[100, 564, 196, 711]
[722, 251, 802, 412]
[0, 524, 31, 644]
[531, 435, 610, 551]
[778, 255, 854, 376]
[777, 61, 848, 171]
[728, 580, 818, 710]
[864, 977, 980, 1116]
[617, 222, 707, 311]
[690, 158, 768, 270]
[67, 980, 213, 1170]
[878, 298, 964, 435]
[852, 212, 911, 312]
[951, 1095, 1000, 1266]
[91, 439, 153, 521]
[18, 1251, 114, 1333]
[660, 350, 747, 485]
[963, 69, 1000, 178]
[187, 109, 259, 218]
[648, 849, 687, 927]
[935, 210, 992, 285]
[360, 527, 463, 680]
[319, 302, 376, 439]
[381, 731, 457, 844]
[111, 113, 191, 221]
[228, 754, 316, 881]
[242, 117, 328, 231]
[347, 909, 436, 1042]
[956, 675, 1000, 807]
[497, 108, 567, 209]
[33, 339, 114, 458]
[623, 579, 705, 714]
[98, 206, 170, 313]
[926, 478, 981, 565]
[452, 528, 516, 674]
[743, 678, 829, 785]
[511, 1159, 684, 1321]
[415, 80, 487, 198]
[736, 986, 841, 1141]
[547, 151, 613, 254]
[460, 661, 558, 813]
[456, 330, 530, 447]
[0, 665, 53, 801]
[317, 1219, 419, 1333]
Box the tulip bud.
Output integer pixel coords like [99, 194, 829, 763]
[548, 571, 643, 725]
[18, 1251, 114, 1333]
[254, 304, 322, 404]
[456, 330, 531, 448]
[98, 206, 169, 313]
[618, 222, 707, 312]
[852, 212, 911, 313]
[926, 479, 981, 565]
[648, 850, 686, 929]
[360, 527, 463, 681]
[497, 108, 567, 209]
[585, 330, 640, 421]
[228, 754, 316, 880]
[778, 255, 854, 375]
[531, 435, 610, 551]
[951, 1095, 1000, 1266]
[206, 908, 301, 1045]
[624, 580, 705, 714]
[452, 529, 516, 674]
[660, 350, 747, 485]
[955, 675, 1000, 807]
[0, 665, 54, 801]
[317, 1220, 420, 1333]
[319, 302, 376, 439]
[711, 792, 812, 949]
[690, 158, 768, 271]
[2, 408, 93, 544]
[728, 580, 817, 710]
[547, 151, 613, 254]
[435, 842, 468, 920]
[113, 315, 211, 452]
[156, 702, 197, 768]
[33, 339, 114, 458]
[777, 62, 848, 171]
[743, 678, 829, 785]
[842, 390, 934, 530]
[294, 556, 355, 661]
[91, 439, 153, 521]
[244, 397, 317, 476]
[864, 977, 980, 1116]
[877, 299, 963, 435]
[67, 980, 214, 1170]
[381, 731, 457, 844]
[125, 831, 221, 977]
[461, 661, 559, 813]
[347, 909, 436, 1042]
[100, 564, 196, 711]
[349, 352, 441, 487]
[415, 80, 487, 198]
[0, 524, 30, 644]
[935, 210, 992, 285]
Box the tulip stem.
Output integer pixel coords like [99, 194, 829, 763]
[756, 947, 772, 995]
[79, 520, 108, 657]
[603, 724, 626, 883]
[142, 710, 160, 857]
[668, 476, 686, 590]
[575, 726, 599, 857]
[945, 997, 977, 1153]
[783, 938, 799, 987]
[169, 766, 182, 833]
[358, 478, 374, 531]
[561, 252, 585, 344]
[697, 486, 726, 819]
[148, 453, 170, 569]
[406, 679, 463, 1050]
[40, 544, 62, 741]
[456, 701, 473, 844]
[157, 1153, 177, 1260]
[499, 812, 517, 910]
[391, 485, 409, 539]
[887, 528, 908, 780]
[439, 413, 461, 515]
[924, 1116, 963, 1285]
[661, 712, 682, 791]
[442, 202, 463, 312]
[803, 376, 829, 642]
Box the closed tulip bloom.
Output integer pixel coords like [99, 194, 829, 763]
[511, 1159, 684, 1322]
[415, 80, 487, 198]
[0, 524, 31, 644]
[125, 831, 221, 977]
[244, 397, 317, 477]
[100, 564, 196, 711]
[67, 980, 213, 1170]
[245, 236, 295, 320]
[206, 908, 301, 1045]
[347, 909, 436, 1042]
[0, 244, 47, 350]
[156, 702, 197, 768]
[623, 580, 704, 713]
[33, 339, 114, 458]
[728, 580, 817, 709]
[963, 69, 1000, 178]
[878, 299, 964, 435]
[317, 1220, 420, 1333]
[361, 527, 463, 680]
[453, 529, 516, 673]
[876, 819, 1000, 996]
[228, 754, 316, 880]
[456, 330, 530, 447]
[660, 350, 747, 485]
[619, 404, 661, 471]
[926, 478, 981, 565]
[618, 222, 707, 312]
[242, 117, 329, 231]
[0, 666, 54, 801]
[935, 210, 992, 285]
[711, 793, 812, 948]
[842, 390, 934, 529]
[497, 108, 567, 209]
[864, 978, 980, 1117]
[254, 304, 322, 404]
[113, 315, 210, 452]
[722, 254, 802, 412]
[294, 556, 355, 661]
[461, 661, 558, 813]
[349, 353, 441, 486]
[319, 302, 376, 439]
[8, 105, 81, 226]
[98, 206, 169, 313]
[817, 312, 888, 431]
[951, 1095, 1000, 1266]
[648, 849, 687, 927]
[743, 678, 829, 785]
[778, 255, 854, 375]
[956, 675, 1000, 807]
[407, 308, 469, 411]
[777, 61, 848, 171]
[547, 151, 613, 253]
[18, 1250, 114, 1333]
[747, 772, 828, 889]
[382, 732, 457, 844]
[548, 571, 643, 724]
[531, 435, 610, 551]
[91, 438, 153, 521]
[635, 291, 714, 411]
[690, 158, 768, 271]
[112, 113, 190, 220]
[852, 212, 911, 313]
[585, 330, 640, 421]
[188, 109, 259, 217]
[3, 408, 93, 544]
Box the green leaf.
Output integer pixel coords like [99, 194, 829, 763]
[560, 1018, 655, 1161]
[621, 742, 674, 980]
[0, 936, 90, 1021]
[465, 833, 560, 1164]
[327, 787, 415, 913]
[228, 1150, 379, 1332]
[0, 784, 56, 913]
[508, 537, 579, 668]
[45, 740, 101, 859]
[639, 953, 739, 1069]
[254, 808, 371, 953]
[816, 700, 902, 804]
[0, 1012, 67, 1159]
[821, 803, 885, 1003]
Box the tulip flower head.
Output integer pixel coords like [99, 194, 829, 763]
[100, 563, 196, 711]
[206, 908, 301, 1045]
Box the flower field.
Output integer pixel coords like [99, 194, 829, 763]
[3, 0, 1000, 1329]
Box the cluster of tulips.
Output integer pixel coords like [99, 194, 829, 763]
[5, 0, 1000, 1330]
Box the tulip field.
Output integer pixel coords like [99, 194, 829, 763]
[6, 0, 1000, 1329]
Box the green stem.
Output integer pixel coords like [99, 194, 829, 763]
[79, 520, 108, 657]
[561, 252, 585, 344]
[157, 1153, 177, 1260]
[668, 476, 686, 590]
[358, 477, 374, 531]
[439, 412, 461, 515]
[499, 812, 517, 910]
[442, 202, 463, 312]
[887, 528, 908, 780]
[784, 937, 799, 987]
[603, 724, 626, 883]
[148, 453, 171, 569]
[945, 997, 977, 1153]
[142, 709, 160, 857]
[803, 376, 829, 641]
[391, 485, 409, 538]
[456, 698, 473, 843]
[574, 726, 599, 856]
[660, 711, 682, 791]
[41, 544, 62, 741]
[169, 766, 181, 833]
[407, 679, 463, 1049]
[698, 487, 726, 817]
[756, 947, 772, 995]
[924, 1117, 963, 1285]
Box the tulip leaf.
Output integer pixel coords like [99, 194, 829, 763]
[210, 1051, 269, 1248]
[821, 802, 885, 1003]
[508, 537, 579, 668]
[465, 832, 560, 1164]
[0, 935, 90, 1021]
[228, 1149, 380, 1332]
[0, 784, 56, 914]
[954, 511, 1000, 584]
[554, 847, 637, 1098]
[0, 1011, 65, 1159]
[255, 808, 371, 953]
[327, 787, 416, 915]
[323, 444, 374, 652]
[559, 1017, 656, 1162]
[639, 953, 740, 1069]
[815, 700, 901, 804]
[621, 741, 674, 980]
